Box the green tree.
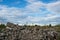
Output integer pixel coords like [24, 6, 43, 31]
[0, 24, 6, 29]
[49, 24, 52, 27]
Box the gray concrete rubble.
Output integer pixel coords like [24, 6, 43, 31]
[0, 22, 58, 40]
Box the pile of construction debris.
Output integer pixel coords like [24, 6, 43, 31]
[0, 22, 58, 40]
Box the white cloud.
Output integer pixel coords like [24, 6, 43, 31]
[0, 0, 60, 25]
[25, 0, 60, 14]
[26, 16, 41, 22]
[45, 15, 58, 20]
[25, 1, 46, 13]
[25, 0, 38, 3]
[0, 5, 28, 23]
[46, 1, 60, 13]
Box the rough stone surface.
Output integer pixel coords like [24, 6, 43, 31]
[0, 22, 58, 40]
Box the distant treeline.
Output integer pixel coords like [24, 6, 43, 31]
[0, 22, 60, 29]
[0, 24, 6, 29]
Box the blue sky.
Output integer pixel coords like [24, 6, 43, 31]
[0, 0, 60, 25]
